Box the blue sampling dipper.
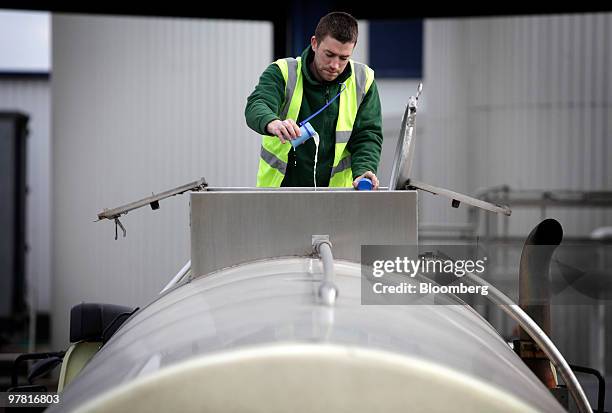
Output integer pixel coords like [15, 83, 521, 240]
[291, 122, 317, 148]
[289, 83, 346, 148]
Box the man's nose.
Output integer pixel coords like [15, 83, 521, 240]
[330, 59, 340, 70]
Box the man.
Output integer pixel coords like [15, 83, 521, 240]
[245, 11, 383, 189]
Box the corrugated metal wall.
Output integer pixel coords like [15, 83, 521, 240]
[421, 13, 612, 378]
[0, 79, 51, 312]
[419, 19, 471, 226]
[421, 13, 612, 236]
[51, 14, 272, 349]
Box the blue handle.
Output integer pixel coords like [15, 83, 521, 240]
[290, 83, 346, 148]
[356, 177, 373, 191]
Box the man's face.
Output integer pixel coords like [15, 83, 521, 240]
[310, 35, 355, 82]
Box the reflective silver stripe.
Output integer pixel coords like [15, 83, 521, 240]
[260, 146, 287, 174]
[335, 130, 352, 143]
[330, 155, 351, 176]
[353, 62, 368, 107]
[280, 58, 298, 120]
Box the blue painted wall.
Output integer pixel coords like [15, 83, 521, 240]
[369, 19, 423, 78]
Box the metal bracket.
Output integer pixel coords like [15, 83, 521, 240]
[97, 177, 207, 239]
[407, 179, 512, 216]
[114, 217, 127, 240]
[407, 82, 422, 114]
[513, 339, 549, 359]
[388, 83, 422, 190]
[312, 234, 332, 254]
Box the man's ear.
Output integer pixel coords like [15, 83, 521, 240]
[310, 36, 318, 51]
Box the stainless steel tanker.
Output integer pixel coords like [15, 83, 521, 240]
[46, 188, 583, 412]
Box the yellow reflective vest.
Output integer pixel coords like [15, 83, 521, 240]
[256, 56, 374, 187]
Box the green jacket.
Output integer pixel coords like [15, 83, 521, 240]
[245, 46, 383, 187]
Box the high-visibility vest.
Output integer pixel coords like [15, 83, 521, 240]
[256, 56, 374, 187]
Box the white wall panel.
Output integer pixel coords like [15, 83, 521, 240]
[419, 20, 471, 225]
[422, 13, 612, 236]
[51, 14, 272, 348]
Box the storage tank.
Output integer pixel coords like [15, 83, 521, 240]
[50, 188, 568, 412]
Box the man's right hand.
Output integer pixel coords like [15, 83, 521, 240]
[266, 119, 301, 144]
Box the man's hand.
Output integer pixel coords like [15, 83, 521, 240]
[353, 171, 380, 190]
[266, 119, 301, 144]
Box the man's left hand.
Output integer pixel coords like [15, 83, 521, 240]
[353, 171, 379, 190]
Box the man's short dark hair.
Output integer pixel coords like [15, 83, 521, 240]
[315, 12, 358, 44]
